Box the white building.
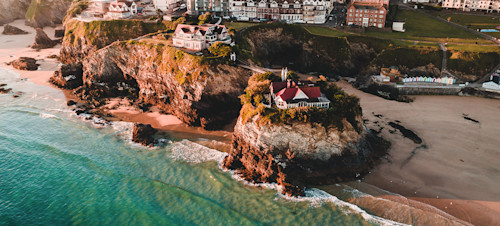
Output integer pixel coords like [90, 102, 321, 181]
[482, 75, 500, 90]
[172, 24, 231, 51]
[270, 80, 330, 109]
[226, 0, 333, 24]
[442, 0, 500, 12]
[392, 21, 405, 32]
[106, 0, 138, 19]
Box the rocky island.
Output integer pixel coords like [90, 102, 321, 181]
[223, 72, 389, 196]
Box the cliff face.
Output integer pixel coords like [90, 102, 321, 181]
[223, 115, 389, 196]
[25, 0, 73, 28]
[78, 40, 250, 129]
[0, 0, 31, 25]
[240, 24, 354, 75]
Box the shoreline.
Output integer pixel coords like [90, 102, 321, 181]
[1, 20, 498, 225]
[337, 80, 500, 225]
[0, 20, 233, 146]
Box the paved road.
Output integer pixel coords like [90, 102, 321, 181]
[475, 62, 500, 84]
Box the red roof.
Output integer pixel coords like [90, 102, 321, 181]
[271, 82, 287, 93]
[276, 88, 300, 101]
[275, 87, 321, 101]
[300, 87, 321, 98]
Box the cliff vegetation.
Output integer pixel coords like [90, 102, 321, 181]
[240, 72, 362, 132]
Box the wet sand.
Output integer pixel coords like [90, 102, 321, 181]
[336, 80, 500, 225]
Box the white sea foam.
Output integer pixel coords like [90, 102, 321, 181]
[169, 139, 228, 164]
[283, 188, 408, 226]
[39, 113, 58, 119]
[223, 165, 407, 225]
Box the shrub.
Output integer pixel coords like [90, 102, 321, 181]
[240, 72, 362, 131]
[209, 42, 232, 58]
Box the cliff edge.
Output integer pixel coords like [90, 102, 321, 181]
[223, 73, 390, 196]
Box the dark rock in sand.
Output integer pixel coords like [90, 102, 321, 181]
[0, 87, 12, 93]
[49, 63, 83, 89]
[54, 29, 65, 38]
[31, 28, 58, 49]
[2, 24, 28, 35]
[9, 57, 39, 71]
[67, 100, 77, 106]
[388, 122, 423, 144]
[132, 123, 158, 146]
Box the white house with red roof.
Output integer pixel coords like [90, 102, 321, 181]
[172, 24, 231, 51]
[106, 0, 138, 19]
[270, 80, 330, 109]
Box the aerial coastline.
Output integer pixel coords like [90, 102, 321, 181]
[1, 0, 500, 224]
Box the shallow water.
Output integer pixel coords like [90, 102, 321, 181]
[0, 68, 398, 225]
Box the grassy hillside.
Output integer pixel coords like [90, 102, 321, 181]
[64, 19, 173, 48]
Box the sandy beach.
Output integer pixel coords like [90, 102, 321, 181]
[336, 80, 500, 225]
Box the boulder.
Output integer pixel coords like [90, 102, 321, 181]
[2, 24, 28, 35]
[132, 123, 158, 146]
[49, 63, 83, 89]
[31, 28, 57, 49]
[8, 57, 39, 71]
[54, 29, 64, 38]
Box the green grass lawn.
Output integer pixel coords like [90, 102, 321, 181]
[440, 14, 500, 38]
[302, 26, 352, 37]
[446, 44, 500, 53]
[224, 22, 256, 31]
[362, 10, 483, 40]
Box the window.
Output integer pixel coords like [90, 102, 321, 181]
[350, 9, 353, 12]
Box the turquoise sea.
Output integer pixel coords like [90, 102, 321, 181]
[0, 68, 392, 225]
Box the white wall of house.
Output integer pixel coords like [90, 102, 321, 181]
[482, 81, 500, 90]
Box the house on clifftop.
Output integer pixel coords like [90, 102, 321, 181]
[270, 80, 330, 109]
[173, 24, 232, 51]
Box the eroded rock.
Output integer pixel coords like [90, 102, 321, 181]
[132, 123, 158, 146]
[31, 28, 58, 49]
[2, 24, 28, 35]
[49, 63, 83, 89]
[8, 57, 39, 71]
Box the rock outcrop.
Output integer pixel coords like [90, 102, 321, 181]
[223, 116, 390, 196]
[76, 41, 250, 129]
[32, 28, 58, 49]
[2, 24, 29, 35]
[49, 62, 83, 89]
[0, 0, 31, 26]
[8, 57, 39, 71]
[25, 0, 73, 28]
[54, 28, 64, 38]
[132, 123, 158, 146]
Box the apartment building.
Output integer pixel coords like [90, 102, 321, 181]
[228, 0, 332, 23]
[442, 0, 500, 12]
[346, 2, 387, 28]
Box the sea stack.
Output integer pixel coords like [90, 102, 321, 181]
[223, 72, 389, 196]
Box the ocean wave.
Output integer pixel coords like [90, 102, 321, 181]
[169, 140, 228, 164]
[39, 113, 59, 120]
[284, 188, 408, 226]
[223, 166, 407, 225]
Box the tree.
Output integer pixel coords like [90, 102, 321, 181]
[198, 12, 212, 25]
[287, 71, 299, 80]
[209, 42, 232, 58]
